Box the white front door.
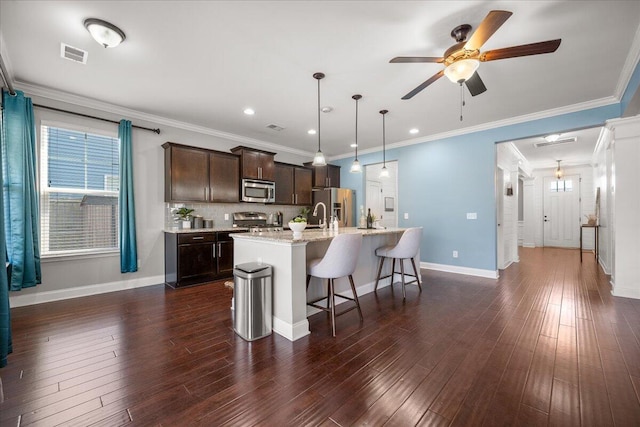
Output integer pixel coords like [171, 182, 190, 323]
[543, 175, 580, 248]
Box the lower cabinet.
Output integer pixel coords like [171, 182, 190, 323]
[165, 231, 239, 288]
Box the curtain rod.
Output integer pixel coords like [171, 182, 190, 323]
[33, 104, 161, 134]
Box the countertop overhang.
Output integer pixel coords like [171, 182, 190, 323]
[231, 227, 405, 244]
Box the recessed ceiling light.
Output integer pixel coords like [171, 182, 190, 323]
[321, 106, 333, 113]
[350, 143, 358, 148]
[307, 129, 316, 135]
[243, 108, 255, 115]
[409, 128, 419, 134]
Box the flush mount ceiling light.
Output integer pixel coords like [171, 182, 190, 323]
[350, 94, 362, 173]
[379, 109, 390, 179]
[84, 18, 126, 48]
[311, 72, 327, 166]
[544, 134, 561, 142]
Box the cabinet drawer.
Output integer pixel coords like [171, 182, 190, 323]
[178, 233, 216, 244]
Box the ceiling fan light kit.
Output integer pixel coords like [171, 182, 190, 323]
[390, 10, 561, 102]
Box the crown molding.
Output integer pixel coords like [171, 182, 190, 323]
[615, 21, 640, 99]
[330, 96, 618, 161]
[15, 80, 315, 159]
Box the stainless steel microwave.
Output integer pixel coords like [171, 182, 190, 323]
[241, 179, 275, 203]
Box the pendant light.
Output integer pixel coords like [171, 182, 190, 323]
[555, 160, 563, 180]
[379, 109, 389, 178]
[350, 94, 362, 173]
[312, 72, 327, 166]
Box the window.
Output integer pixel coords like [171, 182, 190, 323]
[549, 179, 573, 193]
[40, 125, 119, 256]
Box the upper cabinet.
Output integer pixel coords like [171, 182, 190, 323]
[304, 163, 341, 188]
[231, 146, 276, 181]
[274, 162, 312, 205]
[163, 142, 239, 203]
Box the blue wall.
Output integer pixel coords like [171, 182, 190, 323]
[335, 103, 622, 272]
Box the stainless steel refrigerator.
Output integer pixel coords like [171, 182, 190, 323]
[309, 188, 356, 228]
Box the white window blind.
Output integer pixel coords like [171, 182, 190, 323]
[40, 125, 120, 256]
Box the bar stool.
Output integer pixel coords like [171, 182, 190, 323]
[306, 233, 363, 336]
[374, 227, 423, 300]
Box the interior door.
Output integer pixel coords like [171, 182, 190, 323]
[496, 168, 505, 268]
[543, 175, 580, 248]
[366, 180, 384, 223]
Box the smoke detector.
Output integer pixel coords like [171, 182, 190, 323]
[60, 43, 88, 64]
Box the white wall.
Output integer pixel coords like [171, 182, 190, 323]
[607, 116, 640, 299]
[496, 143, 523, 267]
[592, 127, 612, 273]
[364, 161, 398, 228]
[9, 94, 313, 307]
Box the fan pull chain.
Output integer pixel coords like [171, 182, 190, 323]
[459, 82, 465, 121]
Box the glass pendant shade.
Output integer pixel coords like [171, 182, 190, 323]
[313, 150, 326, 166]
[350, 159, 361, 173]
[84, 18, 126, 48]
[444, 58, 479, 83]
[379, 166, 389, 178]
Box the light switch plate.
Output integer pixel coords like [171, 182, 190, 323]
[404, 213, 409, 220]
[466, 212, 477, 220]
[224, 213, 229, 221]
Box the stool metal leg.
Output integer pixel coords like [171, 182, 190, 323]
[306, 274, 311, 289]
[348, 274, 363, 321]
[374, 256, 385, 291]
[329, 279, 337, 337]
[411, 258, 422, 291]
[400, 259, 406, 300]
[390, 258, 396, 293]
[326, 279, 331, 310]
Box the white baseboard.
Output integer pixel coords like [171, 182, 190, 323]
[421, 262, 499, 279]
[272, 316, 310, 341]
[9, 275, 165, 308]
[611, 284, 640, 300]
[598, 257, 611, 275]
[523, 243, 536, 248]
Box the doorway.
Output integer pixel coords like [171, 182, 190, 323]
[543, 175, 581, 248]
[364, 161, 398, 228]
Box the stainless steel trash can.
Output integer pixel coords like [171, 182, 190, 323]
[233, 262, 272, 341]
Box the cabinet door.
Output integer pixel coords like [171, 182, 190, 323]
[274, 163, 294, 204]
[240, 150, 261, 179]
[166, 145, 209, 202]
[311, 165, 328, 187]
[327, 165, 340, 188]
[259, 153, 275, 181]
[294, 167, 313, 205]
[210, 153, 240, 202]
[216, 240, 234, 277]
[178, 242, 216, 283]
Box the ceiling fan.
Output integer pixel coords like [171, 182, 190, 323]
[390, 10, 561, 100]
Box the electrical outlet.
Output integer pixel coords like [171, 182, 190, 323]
[404, 213, 409, 220]
[224, 213, 229, 221]
[453, 250, 458, 258]
[466, 212, 477, 220]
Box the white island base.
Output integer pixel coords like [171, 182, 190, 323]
[232, 227, 419, 341]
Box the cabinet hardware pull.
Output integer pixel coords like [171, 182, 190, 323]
[295, 194, 298, 204]
[217, 243, 222, 258]
[212, 243, 216, 258]
[192, 236, 204, 240]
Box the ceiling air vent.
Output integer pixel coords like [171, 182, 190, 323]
[266, 124, 285, 131]
[533, 137, 577, 148]
[60, 43, 88, 64]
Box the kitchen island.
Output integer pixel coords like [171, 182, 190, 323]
[232, 227, 419, 341]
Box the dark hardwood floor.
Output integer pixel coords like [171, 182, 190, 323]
[1, 247, 640, 426]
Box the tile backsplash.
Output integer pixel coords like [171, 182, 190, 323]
[165, 202, 309, 230]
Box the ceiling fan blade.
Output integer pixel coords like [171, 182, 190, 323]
[480, 39, 561, 61]
[390, 56, 444, 63]
[401, 70, 444, 100]
[465, 10, 513, 51]
[465, 72, 487, 96]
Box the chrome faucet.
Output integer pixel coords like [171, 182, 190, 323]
[313, 202, 327, 229]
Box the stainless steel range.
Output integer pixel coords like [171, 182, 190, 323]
[233, 212, 283, 232]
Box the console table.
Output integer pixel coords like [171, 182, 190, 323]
[580, 224, 599, 262]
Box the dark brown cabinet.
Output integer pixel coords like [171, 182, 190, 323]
[163, 142, 239, 203]
[165, 231, 239, 288]
[274, 162, 312, 205]
[304, 163, 340, 188]
[231, 146, 276, 181]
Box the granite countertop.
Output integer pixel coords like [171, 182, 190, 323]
[231, 226, 405, 244]
[164, 226, 247, 234]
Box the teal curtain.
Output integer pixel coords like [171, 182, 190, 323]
[2, 90, 41, 291]
[118, 120, 137, 273]
[0, 106, 12, 367]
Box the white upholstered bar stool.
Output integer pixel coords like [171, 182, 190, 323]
[374, 227, 423, 300]
[306, 233, 363, 336]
